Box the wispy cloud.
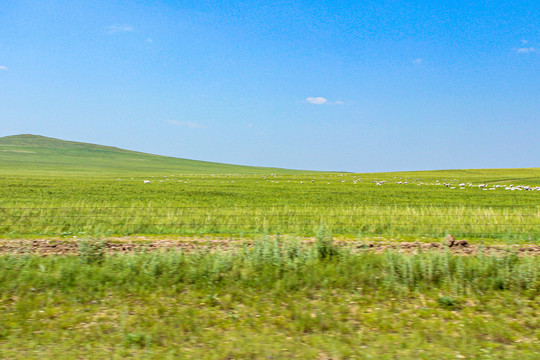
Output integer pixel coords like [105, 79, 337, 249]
[412, 58, 424, 65]
[146, 38, 153, 43]
[167, 120, 207, 129]
[306, 97, 328, 105]
[306, 97, 344, 105]
[105, 24, 134, 34]
[516, 47, 536, 53]
[0, 66, 7, 71]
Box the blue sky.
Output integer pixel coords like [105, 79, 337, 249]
[0, 0, 538, 172]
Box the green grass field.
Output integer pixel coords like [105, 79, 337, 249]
[0, 236, 539, 359]
[1, 134, 539, 358]
[1, 135, 539, 241]
[0, 134, 306, 176]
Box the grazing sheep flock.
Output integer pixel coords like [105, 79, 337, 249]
[368, 178, 540, 191]
[137, 174, 540, 193]
[363, 177, 538, 192]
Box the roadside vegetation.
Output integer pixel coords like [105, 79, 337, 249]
[0, 236, 539, 359]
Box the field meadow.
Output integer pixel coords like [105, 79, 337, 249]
[1, 135, 538, 242]
[0, 169, 539, 242]
[0, 236, 539, 359]
[1, 135, 539, 358]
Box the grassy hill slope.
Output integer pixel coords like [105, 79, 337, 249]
[0, 134, 307, 176]
[0, 134, 538, 239]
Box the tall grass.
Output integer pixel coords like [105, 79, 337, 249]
[1, 203, 538, 240]
[2, 237, 537, 297]
[1, 172, 538, 240]
[1, 237, 538, 359]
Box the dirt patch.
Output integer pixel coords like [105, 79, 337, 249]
[0, 236, 539, 256]
[347, 240, 540, 256]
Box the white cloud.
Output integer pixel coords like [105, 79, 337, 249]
[306, 97, 344, 105]
[412, 58, 424, 65]
[167, 120, 207, 129]
[146, 38, 153, 43]
[0, 66, 7, 71]
[521, 39, 529, 45]
[105, 24, 134, 34]
[306, 97, 328, 105]
[516, 47, 536, 53]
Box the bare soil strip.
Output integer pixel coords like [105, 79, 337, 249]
[1, 236, 539, 256]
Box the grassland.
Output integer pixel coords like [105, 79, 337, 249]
[0, 236, 539, 359]
[0, 134, 304, 176]
[1, 135, 539, 241]
[1, 134, 540, 358]
[1, 171, 539, 241]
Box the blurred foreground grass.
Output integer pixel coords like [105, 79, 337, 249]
[0, 236, 538, 359]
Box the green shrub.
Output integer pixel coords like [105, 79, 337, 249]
[77, 238, 106, 264]
[437, 296, 459, 309]
[316, 228, 340, 260]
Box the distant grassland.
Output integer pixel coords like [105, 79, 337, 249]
[1, 170, 539, 241]
[0, 134, 307, 176]
[0, 134, 539, 241]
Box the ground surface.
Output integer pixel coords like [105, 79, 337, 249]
[1, 240, 538, 360]
[2, 236, 540, 256]
[1, 136, 539, 358]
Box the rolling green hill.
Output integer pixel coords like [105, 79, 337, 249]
[0, 134, 307, 176]
[0, 134, 538, 239]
